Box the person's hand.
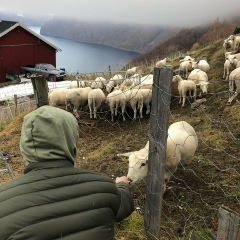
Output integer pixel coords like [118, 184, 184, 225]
[115, 176, 129, 184]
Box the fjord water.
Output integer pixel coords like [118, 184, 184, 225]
[28, 26, 139, 74]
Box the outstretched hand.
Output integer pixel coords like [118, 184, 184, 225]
[115, 176, 129, 184]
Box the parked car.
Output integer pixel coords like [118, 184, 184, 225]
[20, 63, 66, 81]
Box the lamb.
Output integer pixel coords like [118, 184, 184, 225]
[227, 67, 240, 105]
[139, 89, 152, 114]
[125, 67, 139, 78]
[106, 74, 124, 93]
[106, 89, 126, 122]
[187, 69, 209, 97]
[124, 88, 143, 119]
[178, 60, 193, 78]
[48, 88, 70, 107]
[88, 88, 106, 119]
[172, 75, 197, 107]
[228, 35, 240, 52]
[223, 57, 239, 80]
[225, 52, 240, 62]
[118, 121, 198, 192]
[156, 58, 167, 67]
[65, 87, 92, 117]
[192, 59, 210, 73]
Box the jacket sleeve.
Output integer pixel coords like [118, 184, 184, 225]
[115, 182, 134, 222]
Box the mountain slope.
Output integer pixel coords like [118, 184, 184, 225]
[40, 18, 180, 53]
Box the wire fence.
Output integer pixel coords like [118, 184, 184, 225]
[0, 67, 239, 239]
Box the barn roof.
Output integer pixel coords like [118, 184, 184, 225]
[0, 20, 62, 52]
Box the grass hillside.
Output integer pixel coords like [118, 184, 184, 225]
[0, 37, 240, 239]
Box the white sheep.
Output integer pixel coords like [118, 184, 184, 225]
[225, 52, 240, 62]
[133, 74, 153, 90]
[91, 77, 107, 90]
[223, 38, 233, 52]
[106, 74, 124, 93]
[118, 121, 198, 192]
[65, 87, 92, 117]
[192, 59, 210, 73]
[156, 58, 167, 67]
[120, 73, 141, 90]
[227, 67, 240, 105]
[106, 89, 126, 122]
[178, 60, 193, 78]
[69, 80, 86, 88]
[188, 69, 209, 97]
[48, 88, 70, 107]
[125, 67, 139, 78]
[124, 88, 143, 119]
[139, 89, 152, 114]
[223, 57, 239, 80]
[88, 88, 106, 119]
[228, 35, 240, 52]
[172, 75, 197, 107]
[179, 55, 194, 63]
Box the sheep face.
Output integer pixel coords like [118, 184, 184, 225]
[197, 82, 209, 94]
[127, 153, 148, 184]
[106, 84, 113, 93]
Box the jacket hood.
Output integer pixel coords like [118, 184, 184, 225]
[20, 106, 79, 165]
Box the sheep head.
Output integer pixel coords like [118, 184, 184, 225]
[127, 152, 148, 184]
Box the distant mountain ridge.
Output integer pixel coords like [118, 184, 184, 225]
[40, 18, 181, 53]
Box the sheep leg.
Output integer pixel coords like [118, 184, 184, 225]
[94, 108, 97, 119]
[133, 107, 137, 119]
[110, 107, 114, 122]
[182, 94, 186, 107]
[122, 107, 125, 121]
[146, 103, 150, 114]
[115, 101, 119, 116]
[178, 94, 182, 104]
[73, 108, 79, 118]
[139, 103, 143, 118]
[89, 106, 93, 118]
[227, 91, 239, 105]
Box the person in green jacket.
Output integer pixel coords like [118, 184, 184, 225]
[0, 105, 134, 240]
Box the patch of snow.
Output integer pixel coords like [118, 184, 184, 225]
[0, 80, 72, 102]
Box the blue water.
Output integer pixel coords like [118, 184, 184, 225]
[28, 26, 139, 74]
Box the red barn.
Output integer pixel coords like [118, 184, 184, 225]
[0, 20, 61, 84]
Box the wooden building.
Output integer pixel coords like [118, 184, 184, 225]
[0, 20, 61, 83]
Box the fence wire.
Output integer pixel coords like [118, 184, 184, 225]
[0, 69, 239, 240]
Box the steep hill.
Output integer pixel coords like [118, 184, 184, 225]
[130, 18, 236, 66]
[40, 18, 180, 53]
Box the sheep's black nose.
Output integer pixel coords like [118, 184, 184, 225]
[128, 178, 133, 185]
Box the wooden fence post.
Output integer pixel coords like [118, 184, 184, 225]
[217, 205, 240, 240]
[144, 66, 173, 239]
[31, 74, 49, 107]
[108, 65, 112, 79]
[14, 94, 18, 116]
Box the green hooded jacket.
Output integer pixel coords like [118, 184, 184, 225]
[0, 106, 134, 240]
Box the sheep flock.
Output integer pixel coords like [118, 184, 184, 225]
[47, 33, 239, 193]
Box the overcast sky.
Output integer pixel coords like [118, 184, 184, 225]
[1, 0, 240, 27]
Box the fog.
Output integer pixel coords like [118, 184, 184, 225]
[1, 0, 240, 27]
